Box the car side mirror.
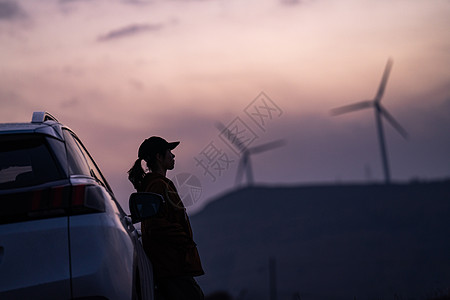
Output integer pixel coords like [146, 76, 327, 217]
[129, 192, 163, 224]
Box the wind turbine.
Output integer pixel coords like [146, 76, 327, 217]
[216, 122, 286, 186]
[331, 58, 408, 184]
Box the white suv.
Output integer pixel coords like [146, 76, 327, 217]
[0, 112, 154, 299]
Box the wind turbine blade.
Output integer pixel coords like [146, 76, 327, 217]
[249, 139, 286, 155]
[380, 106, 408, 139]
[215, 121, 247, 152]
[374, 58, 393, 103]
[215, 121, 226, 132]
[330, 101, 373, 116]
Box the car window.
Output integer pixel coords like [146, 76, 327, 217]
[47, 136, 69, 177]
[63, 129, 91, 176]
[62, 129, 109, 189]
[74, 137, 108, 188]
[0, 134, 64, 189]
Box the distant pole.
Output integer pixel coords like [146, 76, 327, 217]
[375, 105, 391, 184]
[269, 256, 277, 300]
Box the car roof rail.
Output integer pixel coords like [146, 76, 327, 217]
[31, 111, 59, 123]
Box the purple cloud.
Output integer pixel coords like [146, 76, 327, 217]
[280, 0, 302, 5]
[97, 23, 163, 42]
[0, 1, 27, 21]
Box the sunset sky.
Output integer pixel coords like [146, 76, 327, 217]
[1, 0, 449, 212]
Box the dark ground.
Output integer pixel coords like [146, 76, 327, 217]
[191, 180, 450, 300]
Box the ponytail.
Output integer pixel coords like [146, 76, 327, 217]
[128, 145, 164, 190]
[128, 158, 146, 190]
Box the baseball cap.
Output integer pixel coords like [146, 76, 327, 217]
[138, 136, 179, 159]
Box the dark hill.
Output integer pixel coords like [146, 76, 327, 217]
[190, 181, 450, 300]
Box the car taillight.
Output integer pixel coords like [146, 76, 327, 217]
[30, 186, 70, 213]
[0, 184, 105, 224]
[69, 184, 105, 215]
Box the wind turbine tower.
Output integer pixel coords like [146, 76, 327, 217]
[216, 122, 286, 186]
[331, 58, 408, 184]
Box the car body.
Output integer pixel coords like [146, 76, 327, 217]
[0, 112, 154, 299]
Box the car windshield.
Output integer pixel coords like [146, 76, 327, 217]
[0, 134, 64, 189]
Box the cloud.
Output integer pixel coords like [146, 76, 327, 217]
[121, 0, 153, 6]
[0, 0, 27, 21]
[97, 23, 163, 42]
[59, 0, 99, 2]
[279, 0, 303, 6]
[280, 0, 299, 5]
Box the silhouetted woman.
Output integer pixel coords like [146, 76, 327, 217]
[128, 136, 204, 300]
